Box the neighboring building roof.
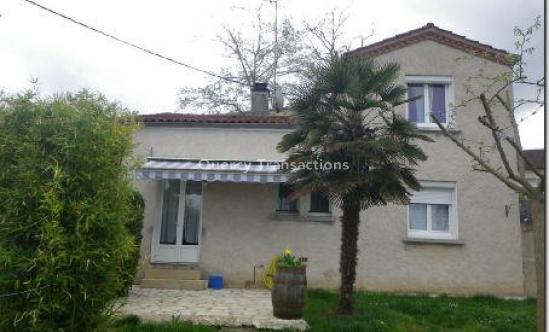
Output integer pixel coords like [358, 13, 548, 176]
[140, 112, 292, 126]
[523, 149, 545, 170]
[347, 23, 514, 65]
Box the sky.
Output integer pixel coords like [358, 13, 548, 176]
[0, 0, 544, 149]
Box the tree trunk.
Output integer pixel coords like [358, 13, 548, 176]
[531, 193, 545, 332]
[336, 198, 361, 315]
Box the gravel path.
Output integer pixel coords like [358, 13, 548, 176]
[116, 286, 308, 331]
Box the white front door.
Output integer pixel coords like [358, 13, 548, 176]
[152, 180, 203, 263]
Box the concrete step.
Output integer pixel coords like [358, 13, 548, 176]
[140, 278, 207, 290]
[145, 268, 201, 280]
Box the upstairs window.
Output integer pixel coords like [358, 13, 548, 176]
[309, 192, 330, 214]
[277, 183, 298, 213]
[408, 182, 457, 240]
[406, 76, 452, 128]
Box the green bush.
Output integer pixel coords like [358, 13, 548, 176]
[0, 91, 140, 331]
[118, 190, 145, 296]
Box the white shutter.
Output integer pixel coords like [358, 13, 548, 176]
[410, 187, 453, 204]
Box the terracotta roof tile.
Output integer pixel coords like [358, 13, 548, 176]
[140, 112, 292, 125]
[347, 23, 514, 65]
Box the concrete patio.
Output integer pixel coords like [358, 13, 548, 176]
[116, 286, 309, 331]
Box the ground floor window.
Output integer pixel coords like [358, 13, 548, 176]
[408, 182, 457, 239]
[309, 191, 330, 214]
[277, 183, 298, 212]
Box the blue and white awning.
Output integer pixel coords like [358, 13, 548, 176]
[137, 158, 288, 183]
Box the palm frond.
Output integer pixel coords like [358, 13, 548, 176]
[280, 54, 432, 209]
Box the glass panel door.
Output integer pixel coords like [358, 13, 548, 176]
[153, 180, 203, 263]
[182, 181, 202, 245]
[160, 180, 180, 244]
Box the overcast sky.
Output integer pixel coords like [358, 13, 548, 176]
[0, 0, 544, 149]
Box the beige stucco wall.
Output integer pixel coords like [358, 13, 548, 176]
[134, 126, 288, 160]
[133, 40, 524, 296]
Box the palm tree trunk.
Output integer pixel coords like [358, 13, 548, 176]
[336, 198, 361, 315]
[531, 193, 545, 332]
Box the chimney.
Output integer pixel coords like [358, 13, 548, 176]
[251, 82, 270, 113]
[272, 90, 284, 112]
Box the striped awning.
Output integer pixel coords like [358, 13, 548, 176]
[137, 158, 288, 183]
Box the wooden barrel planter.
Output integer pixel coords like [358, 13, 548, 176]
[271, 266, 307, 319]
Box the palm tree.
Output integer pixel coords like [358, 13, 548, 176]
[277, 56, 433, 315]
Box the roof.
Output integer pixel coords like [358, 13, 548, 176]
[523, 149, 545, 170]
[140, 112, 292, 126]
[347, 23, 514, 65]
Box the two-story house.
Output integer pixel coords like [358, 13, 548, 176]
[133, 23, 526, 296]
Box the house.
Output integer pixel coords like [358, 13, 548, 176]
[133, 23, 526, 296]
[519, 148, 545, 296]
[522, 149, 545, 188]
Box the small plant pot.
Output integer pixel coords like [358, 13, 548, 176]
[271, 266, 307, 319]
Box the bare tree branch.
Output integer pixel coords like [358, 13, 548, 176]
[179, 8, 353, 113]
[431, 115, 526, 194]
[496, 91, 526, 177]
[504, 136, 544, 182]
[479, 94, 517, 176]
[431, 16, 544, 331]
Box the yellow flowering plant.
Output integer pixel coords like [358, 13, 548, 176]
[278, 247, 307, 268]
[283, 247, 293, 256]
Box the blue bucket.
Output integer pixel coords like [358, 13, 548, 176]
[208, 274, 224, 289]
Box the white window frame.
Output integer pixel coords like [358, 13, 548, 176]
[405, 76, 454, 130]
[407, 181, 458, 240]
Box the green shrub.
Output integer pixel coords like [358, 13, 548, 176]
[0, 91, 140, 331]
[118, 190, 145, 296]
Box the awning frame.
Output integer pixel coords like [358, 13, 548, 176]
[137, 157, 288, 183]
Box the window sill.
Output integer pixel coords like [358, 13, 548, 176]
[402, 237, 464, 246]
[272, 211, 300, 220]
[275, 210, 299, 215]
[269, 212, 335, 223]
[305, 214, 335, 223]
[308, 211, 332, 216]
[415, 125, 461, 133]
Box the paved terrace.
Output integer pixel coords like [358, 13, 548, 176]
[116, 286, 309, 331]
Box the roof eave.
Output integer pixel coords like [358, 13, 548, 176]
[140, 120, 294, 129]
[346, 24, 516, 67]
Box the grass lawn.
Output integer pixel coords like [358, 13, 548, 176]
[111, 289, 536, 332]
[110, 316, 216, 332]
